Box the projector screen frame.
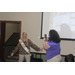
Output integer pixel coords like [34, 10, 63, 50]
[40, 12, 75, 41]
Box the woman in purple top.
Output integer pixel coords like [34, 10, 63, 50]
[43, 30, 61, 62]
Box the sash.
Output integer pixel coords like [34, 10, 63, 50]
[19, 39, 30, 54]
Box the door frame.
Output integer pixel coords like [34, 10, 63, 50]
[0, 21, 22, 61]
[0, 21, 21, 39]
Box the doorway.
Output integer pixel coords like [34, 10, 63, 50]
[0, 21, 21, 61]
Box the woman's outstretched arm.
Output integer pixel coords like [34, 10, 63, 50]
[11, 42, 20, 56]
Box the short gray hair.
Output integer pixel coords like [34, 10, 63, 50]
[22, 32, 27, 35]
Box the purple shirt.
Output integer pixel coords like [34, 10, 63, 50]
[46, 40, 61, 60]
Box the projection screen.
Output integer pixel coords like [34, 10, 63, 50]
[41, 12, 75, 40]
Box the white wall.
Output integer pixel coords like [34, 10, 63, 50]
[0, 12, 75, 55]
[5, 23, 20, 42]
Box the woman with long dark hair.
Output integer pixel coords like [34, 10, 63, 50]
[43, 30, 61, 62]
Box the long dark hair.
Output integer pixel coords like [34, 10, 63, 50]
[49, 30, 60, 43]
[65, 54, 74, 62]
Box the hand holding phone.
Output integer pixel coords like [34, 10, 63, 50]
[44, 34, 49, 41]
[44, 34, 47, 41]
